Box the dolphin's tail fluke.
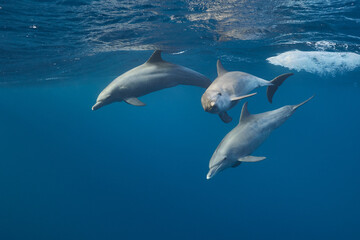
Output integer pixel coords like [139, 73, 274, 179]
[266, 73, 294, 103]
[292, 95, 314, 111]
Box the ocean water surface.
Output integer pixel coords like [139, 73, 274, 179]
[1, 0, 360, 239]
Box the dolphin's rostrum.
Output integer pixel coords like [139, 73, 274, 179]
[201, 60, 293, 123]
[92, 50, 212, 111]
[207, 96, 314, 179]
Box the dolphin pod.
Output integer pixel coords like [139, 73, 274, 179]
[92, 50, 211, 111]
[201, 60, 293, 123]
[92, 50, 313, 180]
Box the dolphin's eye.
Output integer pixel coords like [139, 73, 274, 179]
[217, 92, 222, 96]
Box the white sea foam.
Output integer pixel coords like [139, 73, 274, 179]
[267, 50, 360, 75]
[171, 50, 187, 55]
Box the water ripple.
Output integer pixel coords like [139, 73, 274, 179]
[0, 0, 359, 83]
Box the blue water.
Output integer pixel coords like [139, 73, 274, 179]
[1, 1, 360, 239]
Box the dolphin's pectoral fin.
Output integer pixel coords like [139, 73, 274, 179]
[219, 112, 232, 123]
[232, 162, 242, 168]
[230, 92, 257, 102]
[238, 156, 266, 162]
[124, 97, 146, 106]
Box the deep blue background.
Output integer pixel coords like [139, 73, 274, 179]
[1, 1, 360, 239]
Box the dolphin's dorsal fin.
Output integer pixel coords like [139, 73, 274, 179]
[217, 60, 228, 76]
[146, 50, 163, 64]
[239, 102, 251, 124]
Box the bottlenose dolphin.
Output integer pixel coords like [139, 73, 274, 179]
[201, 60, 293, 123]
[206, 96, 313, 179]
[92, 50, 212, 110]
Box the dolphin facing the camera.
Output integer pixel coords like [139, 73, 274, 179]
[201, 60, 293, 123]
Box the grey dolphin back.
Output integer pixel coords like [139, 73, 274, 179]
[266, 73, 294, 103]
[179, 72, 212, 88]
[148, 50, 211, 88]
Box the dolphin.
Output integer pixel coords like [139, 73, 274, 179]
[206, 96, 313, 179]
[201, 60, 293, 123]
[92, 50, 212, 110]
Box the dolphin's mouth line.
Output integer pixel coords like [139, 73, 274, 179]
[207, 163, 222, 179]
[92, 101, 103, 111]
[203, 102, 218, 113]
